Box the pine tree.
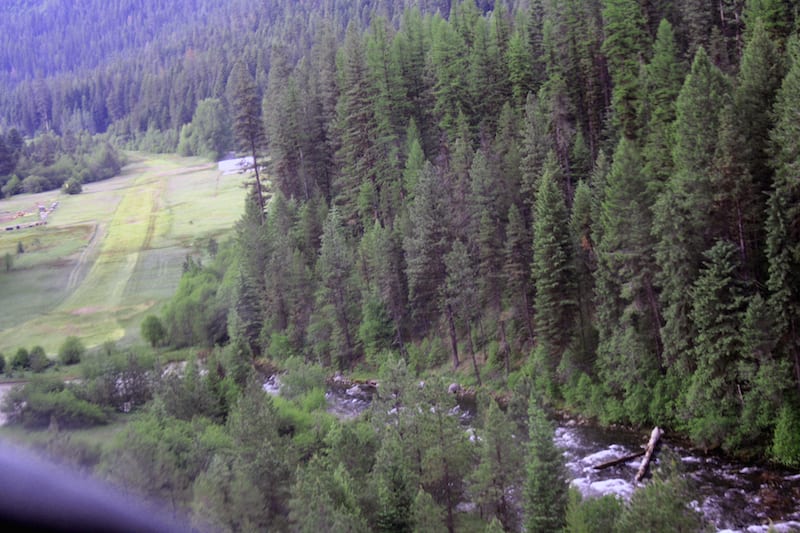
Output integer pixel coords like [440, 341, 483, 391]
[653, 47, 729, 376]
[524, 398, 568, 532]
[470, 399, 525, 531]
[404, 162, 450, 334]
[232, 190, 268, 355]
[411, 489, 447, 533]
[315, 207, 361, 369]
[429, 14, 470, 136]
[715, 19, 784, 278]
[569, 179, 597, 373]
[532, 152, 576, 381]
[360, 221, 408, 353]
[680, 0, 714, 56]
[334, 23, 388, 228]
[766, 36, 800, 395]
[686, 241, 747, 449]
[640, 19, 683, 197]
[504, 204, 535, 341]
[734, 19, 783, 193]
[230, 60, 267, 223]
[601, 0, 651, 138]
[289, 456, 370, 533]
[413, 377, 474, 533]
[374, 430, 414, 533]
[519, 92, 552, 223]
[736, 294, 790, 447]
[742, 0, 791, 43]
[443, 240, 481, 384]
[595, 138, 662, 423]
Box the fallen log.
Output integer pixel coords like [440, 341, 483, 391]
[635, 426, 664, 482]
[593, 450, 646, 470]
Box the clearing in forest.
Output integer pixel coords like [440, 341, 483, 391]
[0, 153, 246, 354]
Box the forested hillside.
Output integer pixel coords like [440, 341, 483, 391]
[4, 0, 797, 460]
[2, 0, 800, 529]
[165, 0, 800, 462]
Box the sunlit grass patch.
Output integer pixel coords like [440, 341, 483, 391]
[0, 153, 246, 355]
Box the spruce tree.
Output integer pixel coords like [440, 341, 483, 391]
[334, 23, 387, 228]
[653, 47, 729, 377]
[315, 208, 361, 369]
[766, 36, 800, 395]
[686, 241, 747, 449]
[531, 152, 576, 382]
[504, 203, 535, 341]
[230, 60, 267, 223]
[374, 431, 414, 533]
[640, 19, 683, 197]
[595, 138, 661, 423]
[736, 294, 790, 447]
[601, 0, 651, 138]
[443, 240, 481, 384]
[570, 179, 597, 372]
[404, 162, 450, 334]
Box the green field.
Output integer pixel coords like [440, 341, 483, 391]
[0, 153, 246, 355]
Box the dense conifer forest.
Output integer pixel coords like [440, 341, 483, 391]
[1, 0, 800, 530]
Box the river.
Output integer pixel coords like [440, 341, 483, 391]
[319, 383, 800, 532]
[554, 422, 800, 532]
[3, 377, 795, 531]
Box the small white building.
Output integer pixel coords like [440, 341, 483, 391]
[217, 156, 255, 175]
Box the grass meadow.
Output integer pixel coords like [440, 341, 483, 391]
[0, 153, 246, 356]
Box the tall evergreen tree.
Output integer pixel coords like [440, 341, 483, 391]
[686, 241, 747, 449]
[334, 23, 388, 228]
[503, 203, 535, 341]
[640, 19, 683, 197]
[230, 61, 267, 223]
[404, 162, 450, 336]
[766, 36, 800, 395]
[595, 138, 662, 423]
[601, 0, 651, 138]
[653, 47, 729, 377]
[531, 152, 576, 384]
[314, 208, 361, 369]
[442, 240, 481, 384]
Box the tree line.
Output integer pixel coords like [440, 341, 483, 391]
[0, 129, 123, 197]
[179, 0, 799, 465]
[3, 0, 798, 467]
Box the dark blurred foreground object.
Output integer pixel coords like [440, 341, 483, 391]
[0, 441, 191, 532]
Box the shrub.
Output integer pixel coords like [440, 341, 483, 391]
[2, 377, 108, 429]
[62, 178, 82, 195]
[11, 347, 30, 370]
[281, 357, 326, 400]
[23, 388, 108, 428]
[29, 345, 51, 373]
[81, 349, 155, 412]
[0, 353, 5, 373]
[140, 315, 166, 348]
[1, 174, 21, 196]
[772, 404, 800, 467]
[565, 489, 623, 533]
[59, 336, 85, 365]
[21, 175, 50, 194]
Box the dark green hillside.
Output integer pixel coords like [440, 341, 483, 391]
[2, 1, 800, 530]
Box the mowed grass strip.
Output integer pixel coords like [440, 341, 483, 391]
[0, 154, 246, 354]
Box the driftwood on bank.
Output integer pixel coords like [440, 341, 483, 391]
[635, 426, 663, 482]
